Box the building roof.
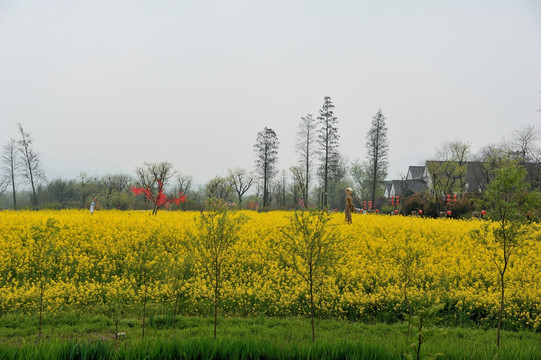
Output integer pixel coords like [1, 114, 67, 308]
[389, 179, 427, 197]
[407, 166, 425, 180]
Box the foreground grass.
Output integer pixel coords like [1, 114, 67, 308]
[1, 313, 540, 359]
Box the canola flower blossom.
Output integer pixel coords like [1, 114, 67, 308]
[0, 210, 539, 330]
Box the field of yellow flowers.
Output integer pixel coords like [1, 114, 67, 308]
[0, 210, 540, 331]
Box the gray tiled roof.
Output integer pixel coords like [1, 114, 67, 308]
[407, 166, 425, 180]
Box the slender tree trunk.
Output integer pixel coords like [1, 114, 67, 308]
[173, 291, 180, 325]
[142, 270, 147, 339]
[38, 281, 44, 342]
[497, 273, 505, 348]
[497, 229, 508, 348]
[405, 275, 411, 340]
[372, 160, 377, 205]
[11, 175, 16, 210]
[324, 143, 328, 207]
[305, 140, 310, 207]
[22, 144, 37, 206]
[214, 272, 219, 339]
[142, 290, 147, 338]
[29, 170, 37, 206]
[282, 173, 286, 207]
[310, 278, 315, 342]
[416, 317, 423, 360]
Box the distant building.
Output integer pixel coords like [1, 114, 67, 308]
[385, 160, 541, 199]
[406, 166, 426, 181]
[424, 161, 488, 196]
[383, 181, 393, 198]
[387, 179, 428, 198]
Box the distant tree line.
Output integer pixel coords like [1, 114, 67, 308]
[1, 106, 540, 215]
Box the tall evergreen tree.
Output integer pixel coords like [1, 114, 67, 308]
[366, 109, 388, 205]
[317, 97, 340, 207]
[295, 114, 317, 207]
[254, 127, 279, 207]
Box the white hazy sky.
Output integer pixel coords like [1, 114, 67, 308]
[1, 0, 540, 186]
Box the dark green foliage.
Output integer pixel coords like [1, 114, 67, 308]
[401, 192, 478, 219]
[401, 193, 429, 216]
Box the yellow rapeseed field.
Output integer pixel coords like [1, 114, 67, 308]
[0, 210, 540, 330]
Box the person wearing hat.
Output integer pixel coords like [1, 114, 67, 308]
[90, 197, 97, 215]
[345, 187, 355, 224]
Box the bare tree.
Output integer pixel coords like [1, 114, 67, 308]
[112, 174, 131, 192]
[77, 172, 94, 209]
[270, 171, 287, 208]
[366, 109, 389, 205]
[437, 140, 471, 164]
[134, 161, 176, 215]
[175, 173, 193, 197]
[2, 139, 20, 209]
[475, 143, 510, 188]
[426, 140, 472, 200]
[290, 166, 308, 207]
[289, 169, 302, 208]
[102, 174, 132, 209]
[205, 176, 233, 202]
[254, 127, 279, 207]
[317, 97, 340, 207]
[510, 124, 540, 162]
[296, 114, 317, 208]
[437, 140, 471, 191]
[280, 170, 287, 207]
[350, 160, 371, 201]
[0, 177, 7, 199]
[228, 168, 253, 207]
[135, 162, 175, 190]
[17, 123, 46, 206]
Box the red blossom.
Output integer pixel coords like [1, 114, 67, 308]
[130, 186, 146, 196]
[131, 180, 187, 213]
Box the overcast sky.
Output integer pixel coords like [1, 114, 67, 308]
[1, 0, 540, 187]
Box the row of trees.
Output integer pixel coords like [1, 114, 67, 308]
[2, 110, 539, 213]
[1, 97, 391, 211]
[253, 97, 389, 210]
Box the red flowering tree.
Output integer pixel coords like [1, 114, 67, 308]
[131, 161, 187, 215]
